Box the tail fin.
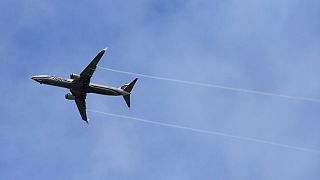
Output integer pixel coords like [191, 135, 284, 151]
[121, 78, 138, 107]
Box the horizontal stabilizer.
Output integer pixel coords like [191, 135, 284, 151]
[123, 78, 138, 93]
[121, 78, 138, 108]
[123, 95, 131, 107]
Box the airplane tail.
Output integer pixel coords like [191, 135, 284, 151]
[121, 78, 138, 107]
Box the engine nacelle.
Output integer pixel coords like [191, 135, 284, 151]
[65, 93, 76, 100]
[70, 73, 80, 80]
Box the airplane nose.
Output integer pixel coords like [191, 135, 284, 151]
[32, 76, 42, 83]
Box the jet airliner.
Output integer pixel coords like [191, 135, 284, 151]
[32, 48, 138, 123]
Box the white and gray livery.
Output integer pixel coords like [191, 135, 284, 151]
[32, 48, 138, 123]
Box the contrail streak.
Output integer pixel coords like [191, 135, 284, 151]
[88, 109, 320, 154]
[97, 66, 320, 103]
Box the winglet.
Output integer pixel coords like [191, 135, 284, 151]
[102, 47, 108, 52]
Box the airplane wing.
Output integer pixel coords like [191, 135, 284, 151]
[80, 48, 108, 87]
[75, 98, 88, 123]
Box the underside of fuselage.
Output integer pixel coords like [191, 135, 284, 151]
[32, 75, 73, 88]
[32, 75, 127, 96]
[86, 83, 124, 96]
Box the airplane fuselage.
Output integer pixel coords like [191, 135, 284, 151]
[32, 48, 138, 123]
[32, 75, 129, 96]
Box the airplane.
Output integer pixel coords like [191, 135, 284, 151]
[32, 48, 138, 123]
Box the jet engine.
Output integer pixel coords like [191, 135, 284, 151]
[70, 73, 80, 80]
[65, 93, 76, 100]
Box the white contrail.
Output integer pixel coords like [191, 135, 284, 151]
[97, 66, 320, 103]
[88, 109, 320, 154]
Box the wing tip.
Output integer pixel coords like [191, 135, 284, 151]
[102, 47, 108, 52]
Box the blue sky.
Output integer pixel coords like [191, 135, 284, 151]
[1, 0, 320, 179]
